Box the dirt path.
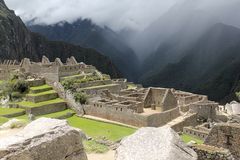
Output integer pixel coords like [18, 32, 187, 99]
[87, 150, 115, 160]
[0, 128, 22, 140]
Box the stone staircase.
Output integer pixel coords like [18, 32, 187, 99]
[12, 79, 75, 119]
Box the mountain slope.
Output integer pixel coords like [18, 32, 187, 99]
[141, 23, 240, 102]
[28, 19, 139, 80]
[0, 0, 121, 78]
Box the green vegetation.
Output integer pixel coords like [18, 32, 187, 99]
[0, 78, 29, 101]
[27, 90, 56, 97]
[0, 116, 8, 125]
[74, 92, 88, 104]
[30, 84, 52, 91]
[181, 134, 204, 144]
[0, 107, 25, 116]
[61, 74, 102, 91]
[40, 109, 75, 119]
[84, 140, 109, 153]
[236, 92, 240, 99]
[17, 98, 65, 108]
[67, 115, 136, 141]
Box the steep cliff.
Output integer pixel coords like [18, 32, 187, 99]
[0, 0, 121, 78]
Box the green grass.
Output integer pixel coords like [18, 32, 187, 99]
[30, 84, 52, 91]
[0, 116, 8, 125]
[0, 107, 25, 116]
[27, 90, 57, 97]
[15, 109, 75, 121]
[181, 134, 204, 144]
[41, 109, 75, 118]
[84, 140, 109, 153]
[17, 98, 65, 108]
[67, 115, 136, 141]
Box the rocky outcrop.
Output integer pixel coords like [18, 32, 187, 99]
[0, 118, 87, 160]
[115, 127, 197, 160]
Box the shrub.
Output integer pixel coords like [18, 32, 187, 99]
[0, 79, 29, 101]
[61, 79, 75, 90]
[13, 80, 29, 93]
[74, 92, 88, 104]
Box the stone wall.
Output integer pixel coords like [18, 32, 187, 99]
[205, 123, 240, 158]
[146, 107, 180, 127]
[191, 144, 234, 160]
[20, 102, 67, 116]
[84, 104, 148, 127]
[73, 79, 112, 88]
[183, 127, 209, 140]
[50, 81, 85, 115]
[81, 84, 121, 95]
[169, 113, 199, 132]
[189, 102, 218, 120]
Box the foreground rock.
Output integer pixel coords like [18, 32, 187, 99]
[0, 118, 87, 160]
[115, 127, 197, 160]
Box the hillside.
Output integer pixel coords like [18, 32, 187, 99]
[141, 23, 240, 103]
[28, 19, 139, 80]
[0, 0, 121, 78]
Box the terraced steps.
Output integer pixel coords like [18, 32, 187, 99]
[30, 84, 53, 94]
[8, 80, 71, 118]
[0, 107, 25, 118]
[17, 98, 67, 116]
[26, 90, 58, 103]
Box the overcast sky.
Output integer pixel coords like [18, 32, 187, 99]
[5, 0, 178, 31]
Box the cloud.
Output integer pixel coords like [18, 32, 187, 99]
[5, 0, 177, 31]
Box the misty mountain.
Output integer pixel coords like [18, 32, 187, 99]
[0, 0, 121, 78]
[28, 19, 139, 80]
[129, 0, 240, 61]
[141, 23, 240, 102]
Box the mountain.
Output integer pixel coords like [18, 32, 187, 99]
[141, 23, 240, 103]
[28, 19, 139, 80]
[0, 0, 121, 78]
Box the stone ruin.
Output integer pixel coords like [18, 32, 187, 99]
[0, 56, 222, 130]
[0, 56, 95, 82]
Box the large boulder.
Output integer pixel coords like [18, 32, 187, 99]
[115, 127, 197, 160]
[0, 118, 87, 160]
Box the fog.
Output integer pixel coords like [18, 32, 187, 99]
[5, 0, 240, 59]
[5, 0, 177, 31]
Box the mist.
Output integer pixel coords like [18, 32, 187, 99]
[5, 0, 240, 60]
[5, 0, 177, 31]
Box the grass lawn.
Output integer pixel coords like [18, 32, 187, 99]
[30, 84, 52, 91]
[27, 90, 57, 97]
[17, 98, 65, 108]
[0, 116, 8, 125]
[181, 134, 204, 144]
[0, 107, 25, 116]
[67, 115, 136, 141]
[15, 109, 75, 120]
